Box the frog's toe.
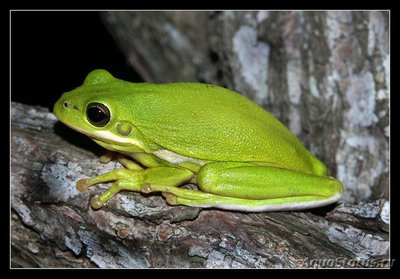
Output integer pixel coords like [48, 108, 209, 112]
[164, 193, 178, 205]
[90, 196, 104, 210]
[161, 192, 169, 198]
[140, 183, 152, 194]
[76, 179, 89, 192]
[99, 151, 114, 163]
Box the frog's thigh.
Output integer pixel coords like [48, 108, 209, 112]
[180, 161, 343, 211]
[197, 162, 342, 198]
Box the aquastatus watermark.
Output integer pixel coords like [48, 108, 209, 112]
[297, 258, 394, 268]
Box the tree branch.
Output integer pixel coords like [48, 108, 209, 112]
[11, 102, 389, 268]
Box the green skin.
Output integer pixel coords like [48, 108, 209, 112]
[53, 69, 343, 212]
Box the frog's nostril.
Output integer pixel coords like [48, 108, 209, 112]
[62, 102, 79, 110]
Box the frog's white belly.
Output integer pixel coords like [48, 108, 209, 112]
[153, 149, 208, 166]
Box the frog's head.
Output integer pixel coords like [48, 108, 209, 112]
[53, 69, 143, 151]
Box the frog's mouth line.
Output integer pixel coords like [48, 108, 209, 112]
[84, 128, 140, 147]
[89, 130, 137, 146]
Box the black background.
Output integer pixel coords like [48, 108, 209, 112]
[11, 11, 142, 110]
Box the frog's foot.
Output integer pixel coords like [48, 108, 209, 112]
[143, 184, 229, 208]
[75, 169, 142, 209]
[76, 167, 194, 209]
[90, 180, 135, 209]
[141, 184, 213, 202]
[160, 191, 244, 209]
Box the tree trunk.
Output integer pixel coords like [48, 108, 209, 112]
[11, 11, 390, 268]
[101, 11, 389, 203]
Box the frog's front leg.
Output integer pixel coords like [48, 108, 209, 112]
[98, 151, 144, 171]
[77, 166, 194, 209]
[147, 162, 344, 212]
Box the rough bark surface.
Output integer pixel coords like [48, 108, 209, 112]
[11, 102, 389, 268]
[101, 11, 389, 203]
[11, 11, 390, 268]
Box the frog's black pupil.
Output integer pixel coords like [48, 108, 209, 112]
[86, 103, 110, 127]
[88, 107, 104, 121]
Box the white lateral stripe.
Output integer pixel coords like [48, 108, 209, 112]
[90, 130, 145, 148]
[195, 194, 342, 212]
[154, 149, 207, 165]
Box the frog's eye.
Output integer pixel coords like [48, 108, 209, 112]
[86, 103, 110, 127]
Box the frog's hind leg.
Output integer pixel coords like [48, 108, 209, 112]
[146, 161, 343, 212]
[161, 192, 342, 212]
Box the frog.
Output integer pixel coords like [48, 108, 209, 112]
[53, 69, 343, 212]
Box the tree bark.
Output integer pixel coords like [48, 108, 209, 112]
[11, 11, 390, 268]
[11, 102, 389, 268]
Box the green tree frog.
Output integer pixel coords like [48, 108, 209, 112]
[53, 69, 343, 212]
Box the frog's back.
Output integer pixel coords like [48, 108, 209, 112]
[121, 82, 326, 175]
